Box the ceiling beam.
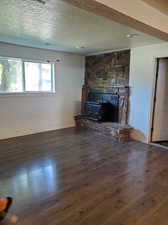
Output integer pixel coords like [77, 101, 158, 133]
[61, 0, 168, 41]
[142, 0, 168, 16]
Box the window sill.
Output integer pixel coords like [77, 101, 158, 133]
[0, 92, 56, 97]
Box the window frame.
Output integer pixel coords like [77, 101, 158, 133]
[0, 56, 56, 95]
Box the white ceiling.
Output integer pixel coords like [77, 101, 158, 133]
[0, 0, 164, 54]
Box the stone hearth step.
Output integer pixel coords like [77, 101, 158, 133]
[74, 115, 132, 142]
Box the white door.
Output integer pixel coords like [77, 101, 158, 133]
[152, 58, 168, 142]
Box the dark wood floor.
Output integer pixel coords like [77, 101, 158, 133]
[0, 128, 168, 225]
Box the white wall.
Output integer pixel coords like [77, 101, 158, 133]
[0, 43, 84, 140]
[129, 42, 168, 143]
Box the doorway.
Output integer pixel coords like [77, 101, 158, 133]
[151, 58, 168, 148]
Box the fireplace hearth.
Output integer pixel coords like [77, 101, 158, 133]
[75, 86, 131, 141]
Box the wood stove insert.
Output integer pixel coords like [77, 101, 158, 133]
[85, 92, 119, 122]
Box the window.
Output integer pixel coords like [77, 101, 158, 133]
[0, 58, 23, 93]
[0, 57, 55, 94]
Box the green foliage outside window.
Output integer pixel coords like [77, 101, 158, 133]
[0, 58, 22, 92]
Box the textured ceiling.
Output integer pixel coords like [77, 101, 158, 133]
[0, 0, 164, 54]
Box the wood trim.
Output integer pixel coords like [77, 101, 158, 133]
[62, 0, 168, 41]
[150, 58, 160, 142]
[142, 0, 168, 16]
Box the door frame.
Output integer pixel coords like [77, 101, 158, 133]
[149, 57, 168, 143]
[149, 58, 159, 143]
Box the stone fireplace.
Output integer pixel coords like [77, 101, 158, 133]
[82, 85, 129, 124]
[75, 50, 132, 141]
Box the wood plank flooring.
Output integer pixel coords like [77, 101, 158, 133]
[0, 128, 168, 225]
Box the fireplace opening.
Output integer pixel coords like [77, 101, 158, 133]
[84, 92, 119, 122]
